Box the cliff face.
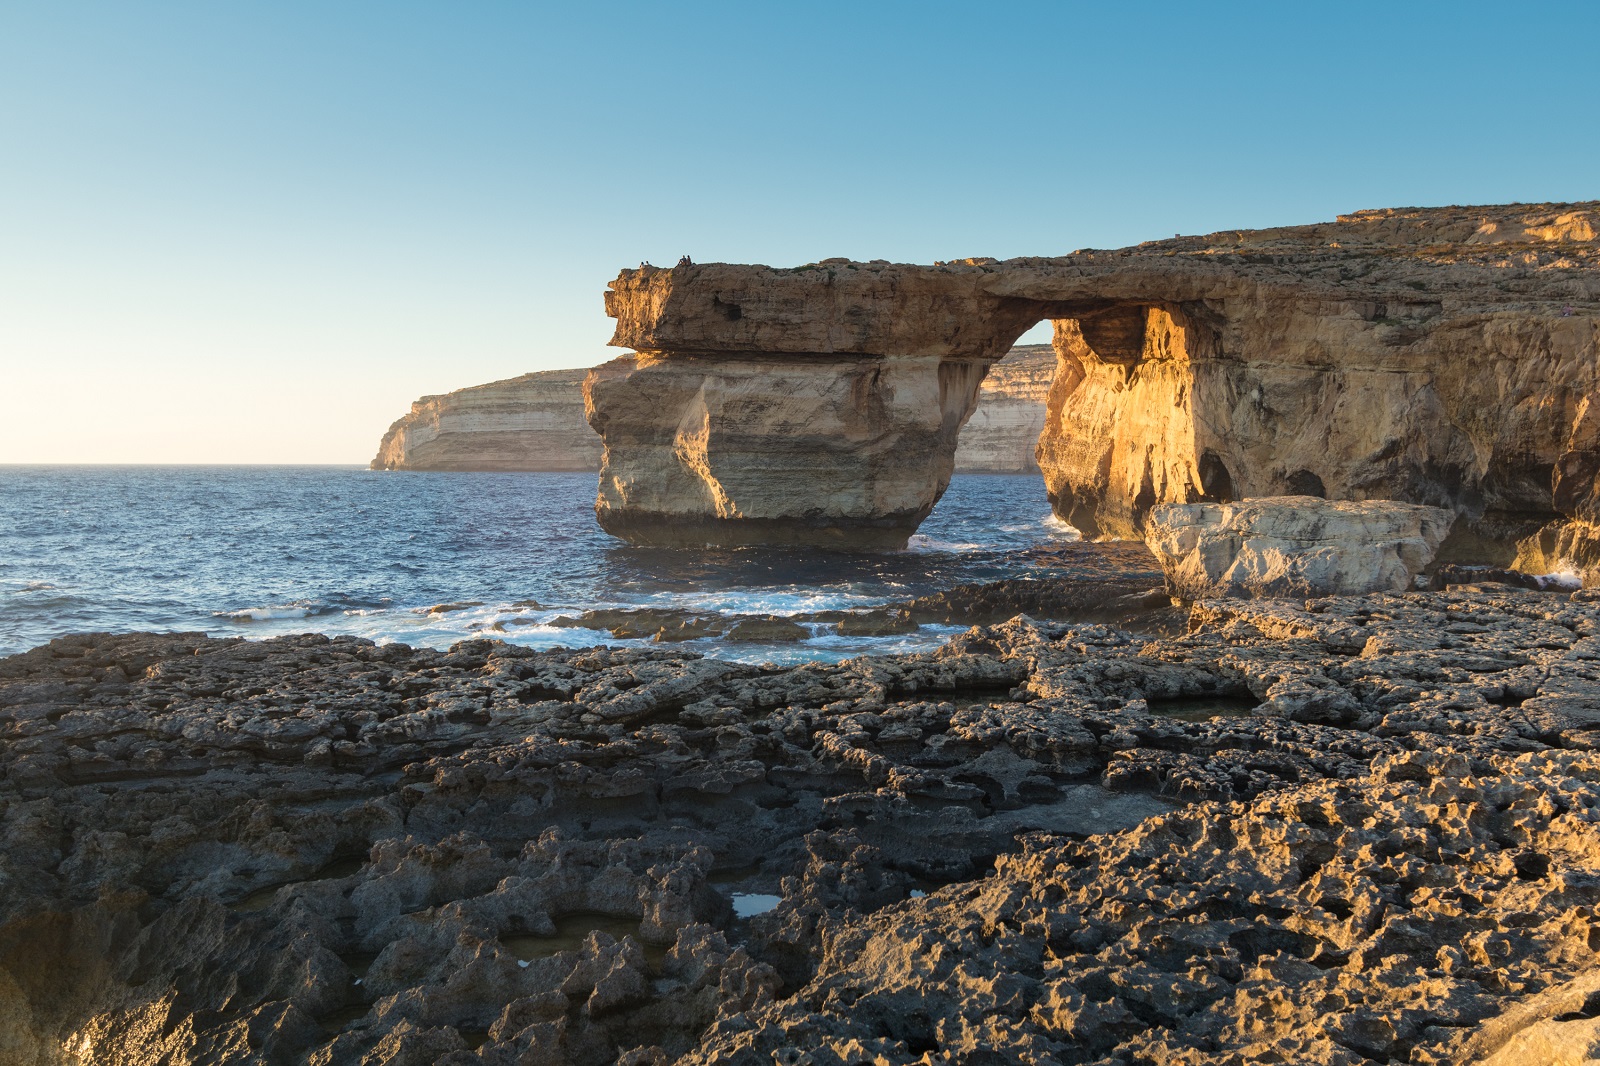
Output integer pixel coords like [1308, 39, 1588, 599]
[371, 368, 602, 472]
[593, 203, 1600, 557]
[952, 344, 1053, 473]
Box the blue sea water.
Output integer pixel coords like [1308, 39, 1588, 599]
[0, 466, 1091, 662]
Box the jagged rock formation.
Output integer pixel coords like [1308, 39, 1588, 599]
[1145, 497, 1454, 599]
[953, 343, 1053, 473]
[371, 368, 603, 471]
[591, 203, 1599, 554]
[5, 585, 1600, 1063]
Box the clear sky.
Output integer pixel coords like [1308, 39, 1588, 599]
[2, 1, 1596, 463]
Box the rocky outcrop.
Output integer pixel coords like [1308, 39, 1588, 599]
[372, 368, 603, 471]
[1145, 496, 1454, 600]
[953, 343, 1053, 473]
[592, 203, 1599, 551]
[6, 585, 1600, 1063]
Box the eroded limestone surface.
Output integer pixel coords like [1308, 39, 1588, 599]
[6, 588, 1600, 1063]
[592, 203, 1599, 556]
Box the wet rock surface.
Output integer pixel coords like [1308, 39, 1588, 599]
[4, 587, 1600, 1063]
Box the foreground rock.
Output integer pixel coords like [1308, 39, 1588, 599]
[5, 586, 1600, 1063]
[593, 203, 1598, 550]
[372, 368, 603, 472]
[1146, 496, 1455, 600]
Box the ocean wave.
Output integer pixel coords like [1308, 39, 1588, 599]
[216, 594, 392, 623]
[216, 606, 322, 622]
[906, 535, 988, 552]
[5, 581, 60, 594]
[1536, 571, 1584, 591]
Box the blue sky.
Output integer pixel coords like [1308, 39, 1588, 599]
[2, 1, 1596, 462]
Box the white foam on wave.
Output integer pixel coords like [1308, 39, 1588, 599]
[1042, 514, 1082, 538]
[906, 535, 987, 552]
[216, 606, 317, 622]
[1536, 571, 1584, 591]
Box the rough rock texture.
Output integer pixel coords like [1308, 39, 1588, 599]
[1146, 496, 1455, 600]
[372, 369, 603, 472]
[7, 586, 1600, 1063]
[593, 203, 1599, 551]
[953, 344, 1054, 474]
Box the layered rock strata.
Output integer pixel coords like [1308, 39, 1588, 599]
[1145, 496, 1455, 599]
[952, 343, 1054, 473]
[372, 368, 603, 471]
[372, 346, 1049, 477]
[593, 203, 1599, 553]
[7, 585, 1600, 1063]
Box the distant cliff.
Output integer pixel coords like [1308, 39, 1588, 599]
[373, 350, 1053, 474]
[371, 368, 603, 471]
[954, 344, 1053, 473]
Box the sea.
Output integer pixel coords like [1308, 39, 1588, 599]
[0, 466, 1092, 663]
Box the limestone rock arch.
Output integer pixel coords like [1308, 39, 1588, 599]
[587, 204, 1600, 559]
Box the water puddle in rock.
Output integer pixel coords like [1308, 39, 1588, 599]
[501, 912, 668, 972]
[906, 793, 986, 816]
[1145, 694, 1260, 722]
[319, 1005, 372, 1034]
[944, 688, 1018, 710]
[956, 784, 1177, 839]
[708, 862, 762, 886]
[341, 951, 379, 984]
[229, 854, 367, 913]
[730, 892, 782, 917]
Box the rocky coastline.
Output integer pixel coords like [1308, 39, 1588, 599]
[7, 580, 1600, 1065]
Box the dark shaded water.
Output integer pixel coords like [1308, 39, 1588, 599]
[0, 466, 1106, 662]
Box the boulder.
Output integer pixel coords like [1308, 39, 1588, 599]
[1144, 497, 1454, 600]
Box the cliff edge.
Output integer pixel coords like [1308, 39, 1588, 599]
[371, 368, 603, 472]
